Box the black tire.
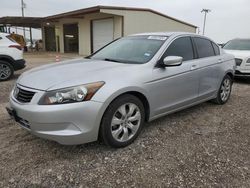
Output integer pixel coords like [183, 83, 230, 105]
[0, 60, 14, 81]
[211, 75, 232, 105]
[100, 94, 145, 148]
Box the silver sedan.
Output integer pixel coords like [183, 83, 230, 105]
[7, 32, 235, 148]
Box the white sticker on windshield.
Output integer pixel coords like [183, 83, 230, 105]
[147, 36, 167, 41]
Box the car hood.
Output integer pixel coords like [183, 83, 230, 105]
[224, 49, 250, 59]
[17, 58, 136, 91]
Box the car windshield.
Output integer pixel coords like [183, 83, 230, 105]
[223, 39, 250, 51]
[89, 35, 167, 64]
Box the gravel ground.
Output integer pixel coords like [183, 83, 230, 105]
[0, 53, 250, 187]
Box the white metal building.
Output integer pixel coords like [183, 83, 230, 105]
[42, 6, 197, 56]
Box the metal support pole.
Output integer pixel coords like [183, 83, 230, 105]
[202, 12, 207, 35]
[29, 27, 33, 45]
[201, 9, 211, 35]
[21, 0, 26, 38]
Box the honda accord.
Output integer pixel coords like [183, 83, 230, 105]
[7, 32, 235, 147]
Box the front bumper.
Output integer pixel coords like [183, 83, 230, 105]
[13, 59, 26, 71]
[8, 95, 105, 145]
[235, 70, 250, 77]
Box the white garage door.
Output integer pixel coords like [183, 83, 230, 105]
[92, 18, 114, 52]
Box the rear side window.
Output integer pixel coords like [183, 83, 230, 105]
[212, 42, 220, 55]
[162, 37, 194, 61]
[6, 35, 17, 43]
[194, 37, 215, 58]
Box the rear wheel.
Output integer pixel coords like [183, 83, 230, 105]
[0, 61, 14, 81]
[100, 94, 145, 148]
[212, 75, 232, 105]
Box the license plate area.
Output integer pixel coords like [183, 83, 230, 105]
[6, 107, 31, 129]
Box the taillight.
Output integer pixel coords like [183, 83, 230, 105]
[9, 45, 22, 51]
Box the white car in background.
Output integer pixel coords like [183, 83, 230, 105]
[223, 39, 250, 78]
[0, 33, 26, 81]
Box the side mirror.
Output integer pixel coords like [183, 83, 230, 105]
[163, 56, 183, 67]
[220, 43, 225, 48]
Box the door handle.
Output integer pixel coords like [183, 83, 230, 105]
[190, 64, 198, 70]
[218, 59, 223, 63]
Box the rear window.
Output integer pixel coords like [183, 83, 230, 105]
[194, 37, 215, 58]
[6, 35, 17, 43]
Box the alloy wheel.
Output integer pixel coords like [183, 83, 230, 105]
[111, 103, 141, 142]
[0, 64, 11, 80]
[220, 78, 231, 102]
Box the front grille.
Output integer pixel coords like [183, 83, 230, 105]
[235, 58, 243, 66]
[15, 87, 35, 103]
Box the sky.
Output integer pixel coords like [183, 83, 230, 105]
[0, 0, 249, 43]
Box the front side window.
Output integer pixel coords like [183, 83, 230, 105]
[194, 37, 215, 58]
[161, 37, 194, 62]
[90, 36, 167, 64]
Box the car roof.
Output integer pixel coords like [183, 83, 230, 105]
[0, 32, 9, 37]
[130, 32, 201, 37]
[230, 38, 250, 41]
[129, 32, 219, 45]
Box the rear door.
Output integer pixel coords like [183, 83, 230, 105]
[192, 37, 221, 98]
[150, 36, 200, 116]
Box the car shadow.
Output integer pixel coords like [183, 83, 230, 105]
[234, 77, 250, 84]
[10, 73, 21, 81]
[25, 101, 212, 155]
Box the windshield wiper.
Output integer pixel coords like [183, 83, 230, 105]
[103, 58, 121, 63]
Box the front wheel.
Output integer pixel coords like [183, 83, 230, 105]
[212, 75, 232, 105]
[100, 94, 145, 148]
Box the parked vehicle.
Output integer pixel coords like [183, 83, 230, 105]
[0, 33, 26, 81]
[6, 32, 235, 148]
[223, 39, 250, 78]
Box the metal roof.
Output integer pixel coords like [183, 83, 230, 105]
[0, 16, 42, 28]
[0, 6, 197, 29]
[44, 6, 197, 28]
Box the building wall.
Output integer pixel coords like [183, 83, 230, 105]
[78, 13, 123, 56]
[54, 18, 80, 54]
[43, 9, 196, 56]
[45, 13, 123, 56]
[101, 9, 196, 35]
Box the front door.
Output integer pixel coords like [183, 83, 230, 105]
[149, 36, 199, 117]
[63, 23, 79, 53]
[44, 26, 56, 51]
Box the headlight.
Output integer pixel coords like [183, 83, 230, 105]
[247, 58, 250, 63]
[39, 81, 105, 105]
